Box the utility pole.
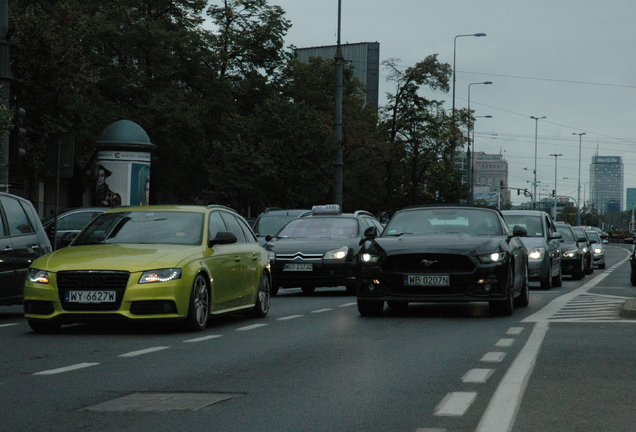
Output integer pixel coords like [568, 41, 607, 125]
[0, 0, 11, 192]
[332, 0, 343, 208]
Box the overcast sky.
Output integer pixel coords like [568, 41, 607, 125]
[267, 0, 636, 207]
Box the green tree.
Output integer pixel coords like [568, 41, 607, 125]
[379, 55, 467, 210]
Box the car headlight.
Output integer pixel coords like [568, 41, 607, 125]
[581, 246, 588, 253]
[562, 249, 578, 258]
[477, 251, 506, 264]
[528, 247, 545, 260]
[139, 268, 182, 284]
[27, 268, 50, 284]
[360, 252, 381, 264]
[324, 246, 349, 260]
[593, 247, 602, 254]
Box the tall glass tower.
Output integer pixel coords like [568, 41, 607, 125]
[590, 155, 624, 213]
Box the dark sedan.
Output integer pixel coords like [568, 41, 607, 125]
[356, 205, 529, 317]
[265, 205, 384, 295]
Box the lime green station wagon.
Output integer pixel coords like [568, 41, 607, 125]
[23, 205, 271, 332]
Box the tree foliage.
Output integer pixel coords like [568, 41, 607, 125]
[378, 56, 467, 211]
[8, 0, 470, 217]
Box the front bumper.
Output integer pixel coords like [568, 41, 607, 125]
[357, 254, 510, 303]
[271, 260, 356, 288]
[23, 272, 191, 324]
[560, 255, 583, 275]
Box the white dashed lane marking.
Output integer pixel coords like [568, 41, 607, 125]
[434, 392, 477, 416]
[480, 352, 506, 363]
[118, 346, 170, 358]
[34, 362, 100, 376]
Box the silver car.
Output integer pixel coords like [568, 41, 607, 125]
[501, 210, 562, 289]
[585, 230, 606, 269]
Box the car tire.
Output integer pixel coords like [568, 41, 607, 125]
[514, 267, 529, 308]
[186, 273, 210, 331]
[345, 282, 357, 295]
[599, 263, 606, 269]
[27, 319, 61, 333]
[270, 285, 280, 297]
[357, 299, 384, 316]
[301, 286, 315, 294]
[540, 271, 553, 290]
[573, 260, 585, 280]
[552, 267, 563, 287]
[631, 272, 636, 287]
[490, 265, 514, 316]
[248, 271, 270, 318]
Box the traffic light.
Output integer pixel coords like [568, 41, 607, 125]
[9, 105, 26, 162]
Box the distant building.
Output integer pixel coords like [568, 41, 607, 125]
[626, 188, 636, 211]
[472, 151, 510, 206]
[295, 42, 380, 108]
[589, 155, 623, 212]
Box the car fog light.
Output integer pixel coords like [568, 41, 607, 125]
[483, 284, 493, 292]
[162, 302, 175, 313]
[367, 283, 376, 292]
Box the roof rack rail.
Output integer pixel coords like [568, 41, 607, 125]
[353, 210, 375, 218]
[206, 204, 237, 212]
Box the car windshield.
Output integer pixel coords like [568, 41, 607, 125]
[254, 215, 300, 237]
[556, 226, 575, 241]
[277, 217, 358, 238]
[503, 215, 543, 237]
[383, 208, 502, 236]
[587, 231, 601, 243]
[73, 211, 204, 246]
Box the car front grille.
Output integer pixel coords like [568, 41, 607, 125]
[57, 270, 129, 311]
[380, 253, 475, 274]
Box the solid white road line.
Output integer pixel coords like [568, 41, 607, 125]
[118, 346, 170, 357]
[475, 321, 549, 432]
[0, 323, 17, 328]
[34, 362, 100, 375]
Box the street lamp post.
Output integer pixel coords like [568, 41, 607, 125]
[452, 33, 486, 115]
[466, 81, 492, 202]
[530, 116, 546, 210]
[550, 153, 562, 219]
[572, 132, 586, 226]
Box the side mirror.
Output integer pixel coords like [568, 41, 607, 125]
[360, 226, 378, 245]
[512, 225, 527, 237]
[209, 231, 237, 247]
[549, 232, 562, 240]
[58, 231, 77, 248]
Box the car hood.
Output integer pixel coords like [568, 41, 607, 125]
[372, 234, 506, 255]
[266, 237, 359, 254]
[32, 244, 202, 272]
[518, 237, 548, 250]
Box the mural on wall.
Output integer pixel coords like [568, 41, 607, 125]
[93, 150, 151, 206]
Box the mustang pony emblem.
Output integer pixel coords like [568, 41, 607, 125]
[419, 259, 437, 268]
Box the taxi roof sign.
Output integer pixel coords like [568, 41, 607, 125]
[311, 204, 341, 215]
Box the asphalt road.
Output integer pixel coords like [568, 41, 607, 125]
[0, 244, 633, 432]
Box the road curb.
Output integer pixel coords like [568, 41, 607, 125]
[620, 298, 636, 319]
